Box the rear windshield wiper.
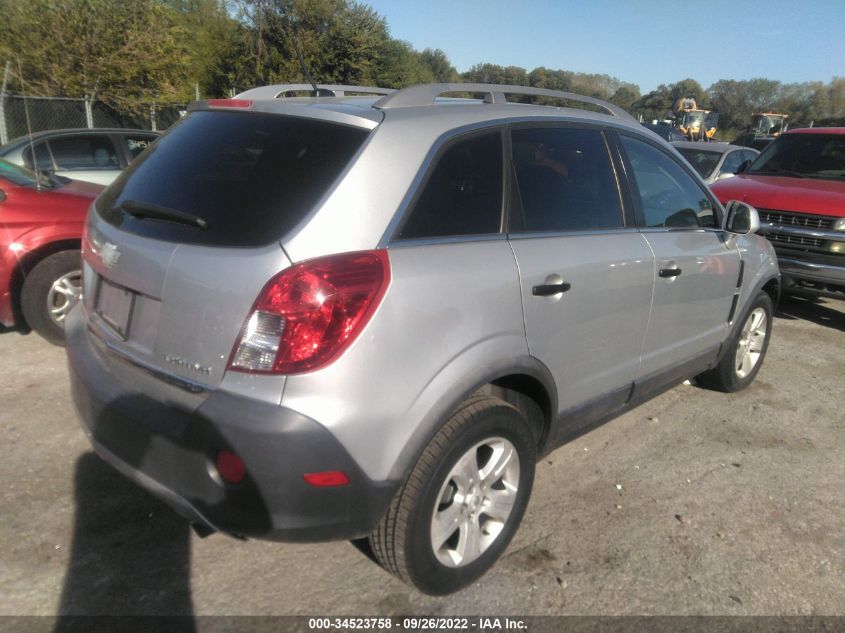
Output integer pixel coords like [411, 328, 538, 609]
[750, 168, 806, 178]
[117, 200, 209, 229]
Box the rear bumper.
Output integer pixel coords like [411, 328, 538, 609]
[65, 307, 399, 542]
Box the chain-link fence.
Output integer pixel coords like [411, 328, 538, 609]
[0, 62, 186, 145]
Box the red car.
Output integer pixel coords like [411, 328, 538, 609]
[711, 128, 845, 299]
[0, 159, 103, 344]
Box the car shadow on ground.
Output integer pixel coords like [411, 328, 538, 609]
[53, 453, 196, 632]
[775, 295, 845, 333]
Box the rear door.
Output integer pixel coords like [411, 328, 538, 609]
[507, 124, 654, 432]
[616, 133, 740, 378]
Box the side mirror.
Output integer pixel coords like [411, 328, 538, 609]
[736, 159, 752, 174]
[0, 189, 6, 203]
[724, 200, 760, 235]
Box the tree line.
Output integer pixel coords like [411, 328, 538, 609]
[1, 0, 843, 135]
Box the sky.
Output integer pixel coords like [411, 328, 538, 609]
[364, 0, 845, 93]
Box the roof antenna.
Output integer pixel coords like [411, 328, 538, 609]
[287, 15, 333, 97]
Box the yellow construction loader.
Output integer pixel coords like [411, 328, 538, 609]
[673, 97, 718, 141]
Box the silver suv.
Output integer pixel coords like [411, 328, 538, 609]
[67, 83, 780, 595]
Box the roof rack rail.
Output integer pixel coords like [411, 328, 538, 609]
[235, 84, 396, 99]
[373, 83, 636, 121]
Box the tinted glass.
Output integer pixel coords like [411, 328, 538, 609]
[123, 134, 156, 159]
[676, 147, 721, 179]
[749, 133, 845, 180]
[511, 127, 622, 232]
[50, 135, 119, 170]
[22, 142, 54, 171]
[97, 112, 369, 247]
[620, 135, 717, 229]
[719, 150, 744, 175]
[398, 132, 502, 239]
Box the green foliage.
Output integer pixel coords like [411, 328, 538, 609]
[419, 49, 459, 83]
[0, 0, 193, 112]
[1, 0, 843, 130]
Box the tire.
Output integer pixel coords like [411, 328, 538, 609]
[20, 250, 82, 346]
[369, 395, 536, 595]
[698, 291, 773, 392]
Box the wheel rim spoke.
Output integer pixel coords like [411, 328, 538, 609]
[479, 442, 515, 489]
[455, 516, 482, 564]
[46, 271, 82, 326]
[452, 448, 481, 489]
[482, 489, 516, 522]
[735, 307, 767, 379]
[431, 499, 462, 550]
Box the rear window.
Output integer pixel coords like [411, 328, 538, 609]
[96, 111, 370, 247]
[676, 148, 721, 179]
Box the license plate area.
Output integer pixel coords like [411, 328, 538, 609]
[95, 278, 136, 339]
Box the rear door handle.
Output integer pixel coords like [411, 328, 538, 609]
[532, 282, 571, 296]
[658, 268, 682, 278]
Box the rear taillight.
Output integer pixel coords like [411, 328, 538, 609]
[228, 250, 390, 375]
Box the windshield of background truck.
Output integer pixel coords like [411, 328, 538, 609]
[683, 111, 705, 128]
[749, 133, 845, 180]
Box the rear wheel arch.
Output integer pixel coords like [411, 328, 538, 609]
[386, 360, 557, 487]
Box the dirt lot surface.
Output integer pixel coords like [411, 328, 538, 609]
[1, 296, 843, 619]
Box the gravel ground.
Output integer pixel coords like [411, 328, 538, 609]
[0, 296, 843, 619]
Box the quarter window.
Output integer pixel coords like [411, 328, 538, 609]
[22, 142, 54, 171]
[49, 135, 120, 170]
[620, 135, 717, 229]
[510, 127, 623, 232]
[719, 150, 744, 175]
[397, 132, 503, 240]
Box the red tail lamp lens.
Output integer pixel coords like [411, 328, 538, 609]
[216, 450, 246, 484]
[228, 250, 390, 375]
[303, 471, 350, 487]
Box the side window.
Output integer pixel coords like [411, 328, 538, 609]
[510, 127, 623, 232]
[742, 150, 758, 165]
[720, 151, 744, 175]
[620, 135, 717, 229]
[50, 135, 119, 170]
[23, 142, 54, 171]
[397, 132, 503, 240]
[123, 134, 155, 160]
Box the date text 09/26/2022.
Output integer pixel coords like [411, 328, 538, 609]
[308, 617, 528, 631]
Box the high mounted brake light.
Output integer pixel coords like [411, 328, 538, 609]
[228, 250, 390, 375]
[207, 99, 253, 108]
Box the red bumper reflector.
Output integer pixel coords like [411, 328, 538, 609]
[303, 470, 350, 487]
[216, 450, 246, 484]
